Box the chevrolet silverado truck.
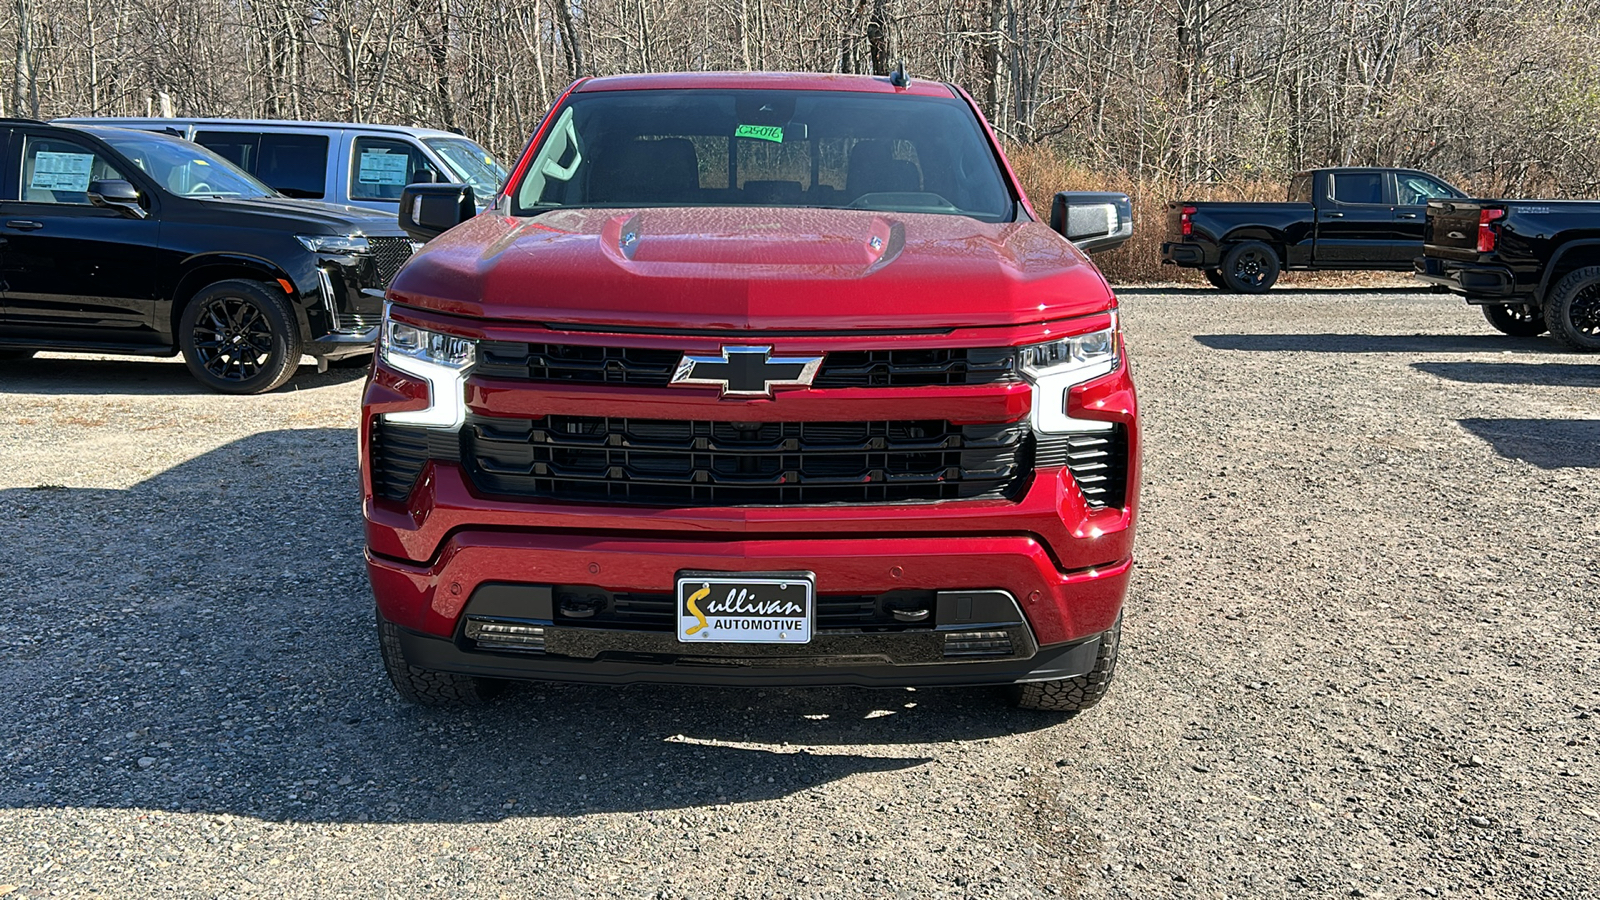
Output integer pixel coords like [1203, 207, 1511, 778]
[1163, 167, 1464, 292]
[1415, 198, 1600, 349]
[362, 72, 1140, 712]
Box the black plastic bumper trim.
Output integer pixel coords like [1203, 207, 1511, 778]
[394, 624, 1102, 688]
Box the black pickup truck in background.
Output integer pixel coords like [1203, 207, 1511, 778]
[1415, 199, 1600, 350]
[1163, 167, 1464, 292]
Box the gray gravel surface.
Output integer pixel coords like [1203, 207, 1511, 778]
[1, 287, 1597, 898]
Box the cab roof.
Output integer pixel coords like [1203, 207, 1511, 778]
[573, 71, 958, 99]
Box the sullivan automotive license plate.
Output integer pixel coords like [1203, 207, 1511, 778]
[676, 571, 815, 644]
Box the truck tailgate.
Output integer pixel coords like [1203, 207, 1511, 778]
[1424, 200, 1500, 262]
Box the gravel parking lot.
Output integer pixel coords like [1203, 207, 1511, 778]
[1, 287, 1597, 899]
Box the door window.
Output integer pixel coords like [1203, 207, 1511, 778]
[19, 136, 131, 205]
[256, 134, 328, 198]
[351, 137, 441, 201]
[1396, 174, 1457, 206]
[1330, 172, 1385, 205]
[193, 131, 329, 198]
[193, 131, 258, 170]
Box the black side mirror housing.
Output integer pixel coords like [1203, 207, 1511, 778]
[87, 179, 147, 219]
[1049, 191, 1133, 254]
[399, 183, 476, 242]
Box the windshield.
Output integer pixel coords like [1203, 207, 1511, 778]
[95, 129, 275, 199]
[511, 89, 1016, 221]
[425, 137, 507, 200]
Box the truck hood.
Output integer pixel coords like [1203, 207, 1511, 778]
[388, 207, 1114, 330]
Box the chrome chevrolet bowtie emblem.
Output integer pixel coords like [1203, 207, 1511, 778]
[670, 346, 824, 397]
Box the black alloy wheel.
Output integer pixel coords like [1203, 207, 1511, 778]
[1220, 241, 1281, 293]
[1481, 303, 1547, 337]
[178, 279, 304, 393]
[1544, 267, 1600, 352]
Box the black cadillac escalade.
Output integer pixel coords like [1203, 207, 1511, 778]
[0, 120, 416, 392]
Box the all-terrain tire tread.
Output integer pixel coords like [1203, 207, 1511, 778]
[1543, 266, 1600, 352]
[378, 617, 504, 706]
[1010, 615, 1122, 713]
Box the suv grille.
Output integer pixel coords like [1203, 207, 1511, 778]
[473, 342, 1017, 388]
[464, 415, 1030, 506]
[366, 236, 416, 287]
[1037, 426, 1130, 509]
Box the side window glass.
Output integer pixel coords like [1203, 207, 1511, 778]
[194, 131, 259, 172]
[1331, 173, 1384, 205]
[20, 136, 129, 205]
[351, 137, 438, 201]
[1398, 176, 1451, 206]
[256, 133, 329, 199]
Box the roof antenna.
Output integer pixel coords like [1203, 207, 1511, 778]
[889, 61, 911, 89]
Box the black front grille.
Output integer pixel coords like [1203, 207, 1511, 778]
[813, 349, 1015, 387]
[473, 342, 1017, 388]
[477, 342, 682, 385]
[366, 236, 416, 287]
[1037, 426, 1130, 509]
[464, 415, 1030, 506]
[553, 586, 937, 632]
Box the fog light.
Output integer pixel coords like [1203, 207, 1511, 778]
[464, 617, 546, 653]
[942, 630, 1014, 658]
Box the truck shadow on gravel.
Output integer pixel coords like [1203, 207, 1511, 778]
[0, 355, 368, 396]
[1195, 333, 1553, 354]
[1412, 361, 1600, 388]
[0, 429, 1056, 824]
[1457, 418, 1600, 469]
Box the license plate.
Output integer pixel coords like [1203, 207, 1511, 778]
[676, 571, 814, 644]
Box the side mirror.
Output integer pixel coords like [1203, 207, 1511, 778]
[399, 182, 476, 242]
[1049, 191, 1133, 254]
[87, 179, 147, 219]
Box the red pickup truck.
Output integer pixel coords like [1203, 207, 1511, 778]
[361, 72, 1140, 712]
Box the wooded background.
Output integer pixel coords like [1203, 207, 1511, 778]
[5, 0, 1598, 279]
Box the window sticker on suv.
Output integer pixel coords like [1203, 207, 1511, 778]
[359, 150, 410, 185]
[32, 151, 94, 191]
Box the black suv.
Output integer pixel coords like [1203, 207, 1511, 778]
[0, 120, 416, 393]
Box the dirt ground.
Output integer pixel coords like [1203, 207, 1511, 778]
[1, 286, 1596, 898]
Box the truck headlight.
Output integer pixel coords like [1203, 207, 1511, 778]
[1019, 314, 1120, 434]
[379, 304, 475, 428]
[297, 234, 370, 254]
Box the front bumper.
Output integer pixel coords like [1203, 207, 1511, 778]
[1414, 256, 1517, 300]
[387, 617, 1108, 688]
[306, 326, 377, 360]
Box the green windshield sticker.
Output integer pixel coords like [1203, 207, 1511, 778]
[735, 124, 784, 143]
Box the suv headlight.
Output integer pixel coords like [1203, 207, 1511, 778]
[297, 234, 370, 254]
[379, 304, 475, 428]
[1018, 313, 1120, 434]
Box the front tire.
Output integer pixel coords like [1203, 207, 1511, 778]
[1543, 267, 1600, 351]
[378, 615, 508, 707]
[1009, 615, 1121, 713]
[1203, 268, 1229, 291]
[178, 279, 303, 394]
[1481, 303, 1546, 337]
